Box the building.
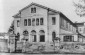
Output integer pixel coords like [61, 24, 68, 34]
[13, 3, 78, 52]
[0, 33, 9, 52]
[75, 22, 85, 43]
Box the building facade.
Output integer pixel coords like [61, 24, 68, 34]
[13, 3, 79, 52]
[75, 22, 85, 43]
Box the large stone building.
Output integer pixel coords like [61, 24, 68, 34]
[13, 3, 79, 52]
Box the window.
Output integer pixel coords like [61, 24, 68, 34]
[66, 21, 68, 28]
[31, 7, 36, 13]
[79, 28, 82, 32]
[52, 17, 56, 25]
[64, 20, 66, 28]
[61, 17, 64, 27]
[36, 18, 39, 25]
[40, 35, 45, 42]
[33, 35, 36, 42]
[70, 25, 72, 31]
[83, 28, 85, 33]
[63, 36, 73, 42]
[40, 18, 43, 25]
[24, 19, 27, 26]
[69, 24, 71, 31]
[23, 30, 28, 36]
[32, 18, 35, 26]
[17, 20, 20, 27]
[68, 23, 69, 30]
[39, 30, 45, 42]
[28, 19, 31, 26]
[31, 30, 36, 42]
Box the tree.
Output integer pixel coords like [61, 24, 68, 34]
[8, 21, 14, 34]
[73, 0, 85, 17]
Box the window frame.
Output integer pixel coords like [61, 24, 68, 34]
[28, 19, 31, 26]
[40, 18, 44, 25]
[36, 18, 39, 26]
[17, 20, 20, 27]
[32, 18, 35, 26]
[63, 36, 73, 42]
[31, 7, 36, 13]
[52, 17, 56, 25]
[24, 19, 27, 26]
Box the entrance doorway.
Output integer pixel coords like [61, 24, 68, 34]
[39, 30, 45, 42]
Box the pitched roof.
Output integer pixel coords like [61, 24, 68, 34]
[19, 2, 60, 13]
[13, 2, 60, 18]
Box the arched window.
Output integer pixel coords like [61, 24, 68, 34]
[31, 30, 36, 42]
[39, 30, 45, 42]
[23, 30, 28, 36]
[52, 32, 56, 42]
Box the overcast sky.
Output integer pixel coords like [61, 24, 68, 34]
[0, 0, 85, 32]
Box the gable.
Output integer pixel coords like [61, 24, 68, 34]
[20, 3, 48, 12]
[20, 4, 48, 18]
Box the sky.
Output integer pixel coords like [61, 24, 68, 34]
[0, 0, 85, 32]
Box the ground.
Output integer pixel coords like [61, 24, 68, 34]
[0, 53, 85, 55]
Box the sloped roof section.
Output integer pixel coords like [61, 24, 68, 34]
[74, 22, 84, 27]
[19, 2, 60, 13]
[13, 2, 60, 18]
[13, 13, 21, 18]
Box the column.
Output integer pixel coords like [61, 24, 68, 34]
[37, 33, 39, 42]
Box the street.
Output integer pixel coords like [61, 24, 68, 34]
[0, 53, 85, 55]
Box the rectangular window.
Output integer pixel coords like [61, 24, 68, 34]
[36, 18, 39, 26]
[79, 28, 82, 32]
[34, 7, 36, 13]
[69, 23, 71, 31]
[64, 36, 73, 42]
[31, 7, 36, 13]
[40, 35, 45, 42]
[32, 18, 35, 26]
[52, 17, 56, 25]
[64, 20, 66, 28]
[33, 35, 36, 42]
[66, 21, 68, 28]
[71, 25, 72, 31]
[61, 17, 64, 27]
[17, 20, 19, 27]
[24, 19, 27, 26]
[40, 18, 43, 25]
[28, 19, 31, 26]
[31, 8, 33, 13]
[83, 28, 85, 33]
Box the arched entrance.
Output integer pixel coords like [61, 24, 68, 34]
[39, 30, 45, 42]
[31, 30, 36, 42]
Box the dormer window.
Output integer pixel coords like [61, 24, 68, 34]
[31, 7, 36, 13]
